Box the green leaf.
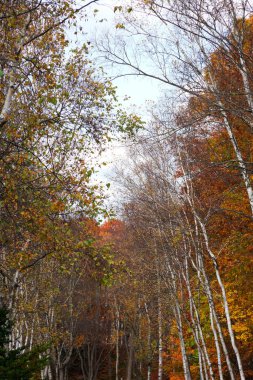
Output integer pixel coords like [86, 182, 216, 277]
[114, 6, 122, 13]
[48, 97, 57, 105]
[0, 70, 4, 78]
[116, 23, 125, 29]
[38, 97, 45, 104]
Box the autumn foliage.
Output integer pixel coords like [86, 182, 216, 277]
[1, 1, 253, 380]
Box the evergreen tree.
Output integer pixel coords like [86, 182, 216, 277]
[0, 307, 48, 379]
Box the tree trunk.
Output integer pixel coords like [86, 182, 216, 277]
[115, 299, 120, 380]
[197, 215, 245, 380]
[174, 303, 192, 380]
[144, 302, 152, 380]
[183, 254, 215, 380]
[178, 143, 241, 379]
[157, 281, 163, 380]
[126, 332, 134, 380]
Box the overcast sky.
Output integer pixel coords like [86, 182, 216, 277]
[71, 1, 162, 110]
[68, 1, 165, 210]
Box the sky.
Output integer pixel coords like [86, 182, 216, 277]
[68, 0, 166, 209]
[72, 0, 162, 110]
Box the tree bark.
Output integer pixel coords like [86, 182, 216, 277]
[126, 331, 134, 380]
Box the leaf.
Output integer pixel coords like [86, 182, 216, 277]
[116, 23, 125, 29]
[48, 97, 57, 105]
[38, 97, 45, 104]
[0, 70, 3, 77]
[114, 6, 122, 13]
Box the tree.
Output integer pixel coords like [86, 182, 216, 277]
[0, 2, 143, 379]
[0, 306, 48, 379]
[99, 0, 253, 217]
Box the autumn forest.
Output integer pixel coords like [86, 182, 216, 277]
[1, 1, 253, 379]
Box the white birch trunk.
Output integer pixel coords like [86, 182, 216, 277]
[174, 302, 192, 380]
[183, 255, 216, 380]
[114, 298, 120, 380]
[165, 255, 192, 380]
[232, 16, 253, 125]
[157, 283, 163, 380]
[207, 71, 253, 216]
[196, 216, 245, 380]
[179, 141, 244, 377]
[154, 240, 163, 380]
[238, 55, 253, 120]
[182, 222, 224, 380]
[178, 147, 236, 380]
[0, 80, 15, 124]
[199, 254, 235, 380]
[220, 108, 253, 216]
[144, 302, 152, 380]
[0, 14, 31, 125]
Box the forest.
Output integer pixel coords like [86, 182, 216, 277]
[0, 0, 253, 379]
